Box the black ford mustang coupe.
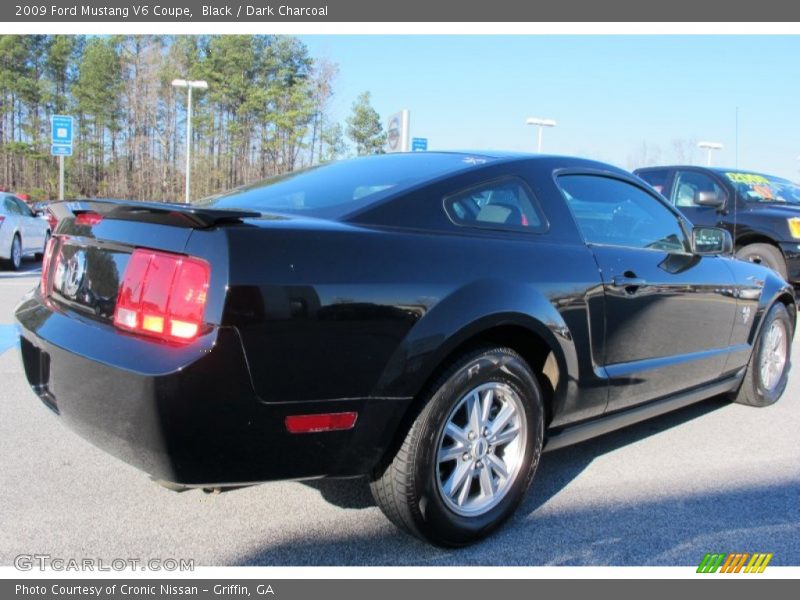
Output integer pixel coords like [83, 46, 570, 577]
[16, 152, 795, 546]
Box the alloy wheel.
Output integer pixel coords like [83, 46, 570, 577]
[435, 382, 527, 517]
[760, 320, 788, 391]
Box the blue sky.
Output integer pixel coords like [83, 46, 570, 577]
[299, 35, 800, 179]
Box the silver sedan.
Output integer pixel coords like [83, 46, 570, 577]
[0, 193, 50, 271]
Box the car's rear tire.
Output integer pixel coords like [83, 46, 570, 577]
[35, 231, 50, 261]
[736, 243, 788, 280]
[733, 302, 793, 407]
[2, 234, 22, 271]
[369, 347, 544, 546]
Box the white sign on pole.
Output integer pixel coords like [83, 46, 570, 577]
[386, 110, 410, 153]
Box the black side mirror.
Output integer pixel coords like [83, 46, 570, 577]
[694, 191, 725, 208]
[692, 226, 733, 255]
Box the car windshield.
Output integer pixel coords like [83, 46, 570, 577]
[723, 171, 800, 205]
[194, 153, 495, 218]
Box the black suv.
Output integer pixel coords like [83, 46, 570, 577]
[635, 165, 800, 285]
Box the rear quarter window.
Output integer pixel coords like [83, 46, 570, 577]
[636, 169, 670, 195]
[443, 178, 547, 234]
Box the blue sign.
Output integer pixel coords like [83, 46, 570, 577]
[51, 145, 73, 156]
[51, 115, 74, 148]
[412, 137, 428, 152]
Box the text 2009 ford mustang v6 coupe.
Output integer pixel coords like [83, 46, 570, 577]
[16, 152, 795, 546]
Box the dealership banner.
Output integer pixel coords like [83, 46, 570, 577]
[3, 579, 799, 599]
[3, 0, 800, 21]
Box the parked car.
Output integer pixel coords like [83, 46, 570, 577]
[16, 153, 795, 546]
[0, 192, 51, 270]
[29, 201, 59, 233]
[634, 165, 800, 285]
[30, 201, 50, 214]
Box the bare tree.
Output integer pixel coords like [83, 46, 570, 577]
[670, 137, 698, 165]
[626, 140, 663, 171]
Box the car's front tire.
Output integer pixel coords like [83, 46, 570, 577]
[370, 347, 544, 546]
[733, 302, 793, 407]
[736, 243, 788, 280]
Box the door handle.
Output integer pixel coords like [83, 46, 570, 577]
[612, 273, 647, 292]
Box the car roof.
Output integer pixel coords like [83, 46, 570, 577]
[431, 149, 536, 159]
[390, 150, 630, 171]
[635, 164, 795, 183]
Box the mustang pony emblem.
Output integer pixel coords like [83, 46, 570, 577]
[55, 251, 87, 299]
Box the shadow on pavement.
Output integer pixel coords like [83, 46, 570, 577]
[0, 259, 41, 280]
[242, 477, 798, 566]
[302, 478, 375, 510]
[232, 395, 797, 566]
[301, 395, 730, 514]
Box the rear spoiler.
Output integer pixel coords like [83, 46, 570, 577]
[47, 199, 261, 229]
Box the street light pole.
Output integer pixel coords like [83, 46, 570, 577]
[58, 155, 65, 200]
[172, 79, 208, 203]
[526, 117, 557, 153]
[698, 141, 723, 167]
[185, 84, 193, 203]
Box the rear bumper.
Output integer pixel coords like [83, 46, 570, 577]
[15, 293, 411, 486]
[779, 242, 800, 286]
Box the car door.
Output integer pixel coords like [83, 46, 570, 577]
[558, 172, 738, 411]
[11, 196, 43, 253]
[1, 196, 23, 253]
[669, 169, 729, 228]
[0, 196, 12, 255]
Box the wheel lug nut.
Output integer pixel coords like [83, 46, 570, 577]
[482, 428, 489, 437]
[476, 461, 483, 469]
[462, 453, 471, 461]
[468, 431, 476, 441]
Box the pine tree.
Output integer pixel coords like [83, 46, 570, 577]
[320, 121, 347, 162]
[0, 35, 346, 201]
[346, 91, 385, 156]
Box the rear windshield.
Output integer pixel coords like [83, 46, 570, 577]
[723, 171, 800, 205]
[195, 153, 495, 219]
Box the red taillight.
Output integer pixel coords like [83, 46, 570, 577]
[39, 236, 59, 296]
[285, 412, 358, 434]
[74, 212, 103, 226]
[113, 249, 210, 343]
[46, 209, 58, 232]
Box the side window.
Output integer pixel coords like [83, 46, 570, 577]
[671, 171, 726, 207]
[444, 178, 546, 233]
[559, 174, 689, 253]
[13, 197, 32, 217]
[3, 198, 21, 215]
[637, 169, 670, 195]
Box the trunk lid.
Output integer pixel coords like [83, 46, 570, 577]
[43, 199, 255, 322]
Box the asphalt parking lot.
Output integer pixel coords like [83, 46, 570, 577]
[0, 261, 798, 567]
